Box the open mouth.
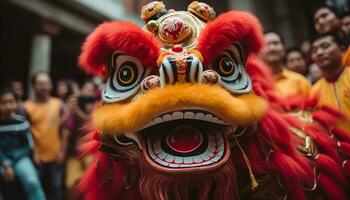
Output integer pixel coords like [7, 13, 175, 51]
[140, 109, 232, 173]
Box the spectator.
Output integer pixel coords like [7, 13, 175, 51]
[313, 4, 350, 65]
[0, 87, 45, 200]
[24, 72, 69, 200]
[9, 80, 24, 102]
[300, 40, 313, 66]
[286, 48, 308, 76]
[65, 80, 96, 197]
[55, 80, 72, 102]
[341, 12, 350, 36]
[308, 63, 323, 84]
[341, 12, 350, 66]
[310, 32, 350, 132]
[260, 31, 311, 97]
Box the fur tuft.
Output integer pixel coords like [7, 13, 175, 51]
[197, 11, 264, 65]
[93, 84, 267, 134]
[79, 21, 160, 75]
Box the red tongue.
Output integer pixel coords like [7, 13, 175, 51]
[166, 126, 203, 154]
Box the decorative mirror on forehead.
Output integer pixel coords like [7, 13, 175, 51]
[210, 43, 251, 94]
[102, 52, 150, 103]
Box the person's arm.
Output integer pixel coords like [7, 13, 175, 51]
[56, 103, 70, 164]
[0, 148, 15, 182]
[67, 96, 90, 121]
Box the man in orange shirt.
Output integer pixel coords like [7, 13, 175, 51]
[310, 32, 350, 133]
[260, 31, 311, 97]
[24, 72, 69, 200]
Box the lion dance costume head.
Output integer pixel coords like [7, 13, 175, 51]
[78, 2, 350, 200]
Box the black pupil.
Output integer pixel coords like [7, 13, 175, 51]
[221, 58, 233, 72]
[120, 67, 132, 81]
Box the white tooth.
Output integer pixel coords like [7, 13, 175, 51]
[193, 155, 203, 163]
[217, 119, 226, 124]
[200, 160, 213, 166]
[179, 164, 189, 167]
[194, 113, 205, 120]
[184, 157, 193, 164]
[169, 163, 180, 168]
[191, 163, 202, 167]
[172, 112, 184, 120]
[148, 145, 157, 159]
[174, 156, 184, 164]
[165, 154, 175, 162]
[155, 158, 169, 166]
[212, 154, 221, 162]
[200, 153, 210, 161]
[154, 117, 163, 124]
[211, 117, 221, 123]
[205, 114, 213, 121]
[162, 114, 173, 121]
[149, 151, 157, 159]
[184, 112, 195, 119]
[158, 151, 167, 159]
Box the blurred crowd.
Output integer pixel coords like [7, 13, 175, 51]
[0, 3, 349, 200]
[0, 74, 103, 200]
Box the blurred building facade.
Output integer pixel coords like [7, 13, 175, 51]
[1, 0, 349, 95]
[0, 0, 145, 94]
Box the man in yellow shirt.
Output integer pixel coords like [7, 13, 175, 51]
[260, 31, 311, 97]
[24, 72, 69, 200]
[310, 33, 350, 133]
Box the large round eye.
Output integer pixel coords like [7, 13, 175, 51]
[211, 45, 251, 94]
[212, 53, 239, 81]
[215, 56, 236, 77]
[103, 52, 148, 103]
[117, 62, 138, 87]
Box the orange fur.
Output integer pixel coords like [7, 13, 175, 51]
[93, 84, 267, 134]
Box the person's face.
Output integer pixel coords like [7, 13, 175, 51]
[11, 81, 24, 99]
[309, 63, 323, 83]
[0, 93, 18, 118]
[341, 16, 350, 36]
[56, 81, 68, 99]
[314, 8, 340, 34]
[311, 36, 343, 71]
[286, 51, 307, 75]
[260, 33, 285, 64]
[81, 82, 95, 97]
[71, 82, 80, 96]
[33, 73, 52, 99]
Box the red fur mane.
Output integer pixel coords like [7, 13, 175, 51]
[79, 21, 161, 75]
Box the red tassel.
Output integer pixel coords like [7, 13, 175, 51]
[338, 142, 350, 158]
[315, 154, 348, 186]
[318, 172, 348, 200]
[320, 105, 346, 119]
[332, 127, 350, 143]
[343, 160, 350, 178]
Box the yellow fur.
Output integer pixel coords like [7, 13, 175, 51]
[93, 84, 267, 134]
